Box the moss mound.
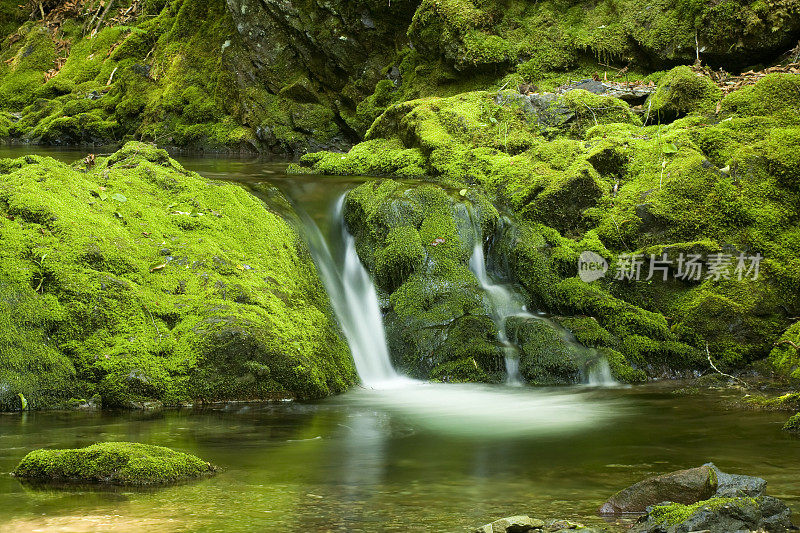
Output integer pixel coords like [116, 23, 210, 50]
[0, 141, 356, 410]
[646, 66, 722, 122]
[13, 442, 215, 485]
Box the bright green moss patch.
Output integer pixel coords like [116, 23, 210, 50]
[647, 497, 758, 526]
[769, 322, 800, 381]
[0, 141, 356, 410]
[13, 442, 215, 485]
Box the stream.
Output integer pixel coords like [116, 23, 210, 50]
[0, 147, 798, 532]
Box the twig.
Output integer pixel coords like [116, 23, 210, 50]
[107, 65, 118, 85]
[774, 340, 800, 352]
[706, 343, 746, 387]
[91, 0, 115, 37]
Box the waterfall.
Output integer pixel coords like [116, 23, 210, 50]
[302, 197, 406, 388]
[468, 226, 531, 385]
[467, 215, 618, 387]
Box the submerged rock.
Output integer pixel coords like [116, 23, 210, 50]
[475, 516, 606, 533]
[12, 442, 215, 486]
[475, 515, 544, 533]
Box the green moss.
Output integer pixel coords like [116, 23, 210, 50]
[783, 413, 800, 432]
[13, 442, 215, 485]
[507, 317, 581, 384]
[720, 74, 800, 123]
[647, 66, 722, 122]
[769, 322, 800, 381]
[647, 497, 759, 527]
[0, 142, 356, 409]
[0, 25, 56, 110]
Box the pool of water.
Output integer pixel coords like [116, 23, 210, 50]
[0, 386, 797, 532]
[1, 146, 798, 532]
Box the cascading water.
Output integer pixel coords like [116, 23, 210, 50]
[467, 214, 618, 387]
[468, 237, 529, 385]
[301, 196, 406, 388]
[283, 185, 616, 438]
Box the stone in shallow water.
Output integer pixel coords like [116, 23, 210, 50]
[598, 464, 717, 514]
[474, 515, 545, 533]
[631, 495, 793, 533]
[599, 462, 770, 515]
[12, 442, 216, 486]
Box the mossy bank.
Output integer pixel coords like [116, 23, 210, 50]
[2, 0, 799, 153]
[0, 141, 356, 411]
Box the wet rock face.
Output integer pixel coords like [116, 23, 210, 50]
[343, 180, 507, 382]
[225, 0, 418, 151]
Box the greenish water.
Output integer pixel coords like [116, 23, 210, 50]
[1, 386, 798, 532]
[0, 146, 798, 532]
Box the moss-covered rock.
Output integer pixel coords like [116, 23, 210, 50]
[506, 317, 581, 385]
[0, 141, 356, 410]
[646, 66, 722, 123]
[769, 321, 800, 381]
[13, 442, 215, 485]
[783, 413, 800, 432]
[299, 72, 800, 381]
[343, 179, 506, 381]
[634, 496, 793, 533]
[0, 0, 257, 151]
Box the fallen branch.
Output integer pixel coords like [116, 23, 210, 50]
[706, 343, 747, 387]
[774, 340, 800, 352]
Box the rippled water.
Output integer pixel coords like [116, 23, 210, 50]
[1, 146, 798, 532]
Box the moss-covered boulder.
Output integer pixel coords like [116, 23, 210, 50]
[783, 413, 800, 432]
[13, 442, 215, 485]
[769, 322, 800, 381]
[646, 66, 722, 122]
[633, 496, 793, 533]
[343, 179, 506, 381]
[0, 141, 356, 410]
[506, 317, 581, 385]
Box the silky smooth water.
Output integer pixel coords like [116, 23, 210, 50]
[0, 147, 798, 532]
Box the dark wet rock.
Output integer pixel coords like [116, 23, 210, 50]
[709, 463, 767, 498]
[599, 464, 717, 514]
[632, 496, 793, 533]
[506, 317, 581, 385]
